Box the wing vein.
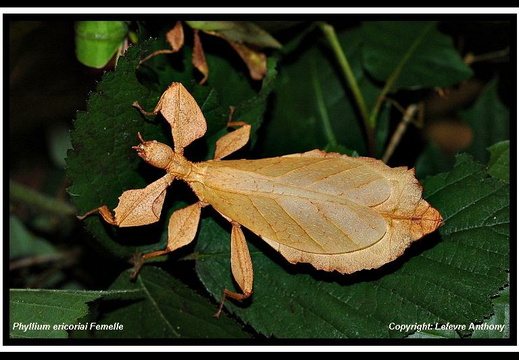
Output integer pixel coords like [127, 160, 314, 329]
[273, 198, 328, 252]
[248, 196, 280, 243]
[303, 165, 362, 188]
[269, 158, 337, 178]
[311, 201, 361, 248]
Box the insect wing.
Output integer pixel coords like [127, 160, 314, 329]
[192, 154, 393, 253]
[190, 150, 442, 273]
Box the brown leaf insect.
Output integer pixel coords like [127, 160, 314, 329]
[78, 82, 443, 318]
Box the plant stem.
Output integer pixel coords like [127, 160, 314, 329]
[311, 53, 337, 147]
[9, 180, 76, 216]
[319, 22, 370, 125]
[319, 22, 375, 155]
[382, 103, 418, 163]
[465, 46, 509, 64]
[9, 249, 79, 271]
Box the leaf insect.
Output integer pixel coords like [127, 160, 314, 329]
[78, 82, 443, 318]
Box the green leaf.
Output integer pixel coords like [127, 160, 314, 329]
[67, 39, 166, 258]
[407, 286, 510, 339]
[419, 153, 509, 330]
[47, 124, 73, 168]
[261, 27, 386, 157]
[75, 21, 129, 68]
[204, 47, 273, 108]
[186, 21, 282, 48]
[66, 38, 277, 259]
[93, 267, 249, 338]
[195, 152, 508, 338]
[361, 21, 473, 90]
[460, 78, 510, 165]
[415, 142, 457, 180]
[324, 143, 358, 156]
[407, 328, 460, 339]
[9, 289, 136, 338]
[487, 141, 509, 182]
[383, 153, 509, 339]
[471, 286, 509, 339]
[9, 215, 57, 260]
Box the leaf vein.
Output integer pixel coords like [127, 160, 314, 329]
[443, 185, 507, 223]
[137, 276, 180, 337]
[425, 169, 480, 198]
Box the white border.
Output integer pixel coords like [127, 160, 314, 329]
[2, 6, 517, 352]
[0, 7, 518, 14]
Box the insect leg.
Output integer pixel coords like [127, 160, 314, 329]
[78, 182, 169, 228]
[77, 206, 117, 225]
[214, 222, 253, 318]
[213, 120, 251, 160]
[131, 202, 204, 278]
[132, 94, 165, 117]
[145, 201, 202, 259]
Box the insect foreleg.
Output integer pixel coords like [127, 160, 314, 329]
[214, 222, 253, 318]
[77, 206, 117, 225]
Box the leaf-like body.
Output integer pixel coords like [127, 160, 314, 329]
[196, 152, 507, 338]
[189, 150, 442, 273]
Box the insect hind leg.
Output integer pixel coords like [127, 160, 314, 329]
[214, 222, 253, 318]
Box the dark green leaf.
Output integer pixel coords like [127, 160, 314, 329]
[460, 78, 510, 165]
[418, 153, 509, 332]
[9, 289, 137, 338]
[361, 21, 473, 90]
[9, 215, 57, 260]
[415, 143, 457, 180]
[67, 39, 166, 258]
[471, 286, 509, 339]
[407, 328, 460, 339]
[195, 152, 508, 338]
[324, 143, 358, 156]
[93, 267, 249, 338]
[487, 141, 509, 182]
[66, 38, 277, 259]
[422, 154, 509, 277]
[262, 27, 386, 157]
[47, 124, 73, 168]
[408, 286, 510, 339]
